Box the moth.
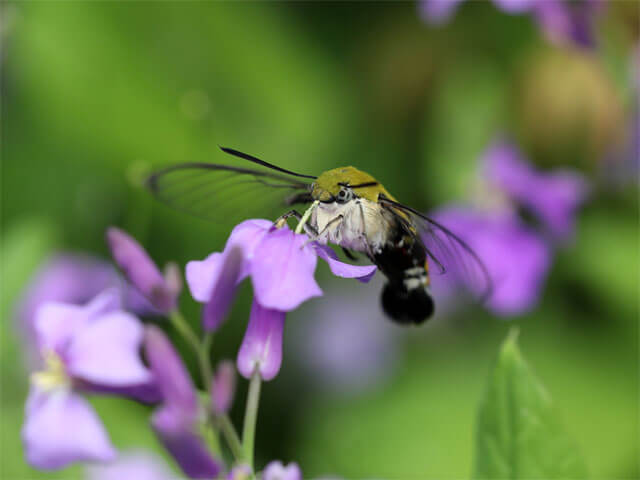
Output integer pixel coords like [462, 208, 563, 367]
[148, 147, 491, 324]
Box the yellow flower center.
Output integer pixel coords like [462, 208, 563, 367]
[30, 349, 70, 391]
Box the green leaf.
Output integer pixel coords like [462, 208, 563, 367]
[473, 329, 588, 480]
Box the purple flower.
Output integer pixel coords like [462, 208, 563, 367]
[262, 461, 302, 480]
[22, 290, 154, 470]
[15, 254, 153, 367]
[186, 220, 376, 381]
[86, 451, 175, 480]
[144, 325, 222, 479]
[211, 360, 236, 415]
[430, 207, 551, 316]
[237, 300, 285, 381]
[107, 227, 181, 313]
[419, 0, 603, 48]
[484, 140, 588, 242]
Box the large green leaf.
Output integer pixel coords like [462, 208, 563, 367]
[473, 330, 587, 479]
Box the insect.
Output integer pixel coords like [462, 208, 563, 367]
[147, 147, 491, 325]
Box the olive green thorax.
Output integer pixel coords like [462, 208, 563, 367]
[311, 166, 394, 203]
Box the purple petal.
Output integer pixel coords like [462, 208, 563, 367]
[186, 252, 223, 303]
[525, 170, 588, 241]
[418, 0, 465, 24]
[263, 461, 302, 480]
[17, 255, 121, 352]
[237, 300, 285, 381]
[533, 0, 603, 49]
[84, 288, 123, 318]
[66, 311, 152, 387]
[211, 360, 236, 415]
[86, 451, 175, 480]
[81, 382, 161, 404]
[151, 406, 222, 479]
[22, 387, 116, 469]
[430, 207, 551, 316]
[186, 220, 274, 305]
[107, 227, 177, 313]
[225, 219, 274, 276]
[484, 140, 588, 241]
[491, 0, 534, 14]
[122, 284, 163, 317]
[484, 141, 538, 201]
[202, 247, 243, 332]
[144, 326, 197, 413]
[34, 289, 120, 355]
[313, 244, 377, 283]
[34, 303, 91, 355]
[251, 228, 322, 311]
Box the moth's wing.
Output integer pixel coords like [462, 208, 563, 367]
[147, 163, 312, 224]
[378, 196, 492, 302]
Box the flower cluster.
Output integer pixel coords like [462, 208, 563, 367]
[18, 220, 375, 478]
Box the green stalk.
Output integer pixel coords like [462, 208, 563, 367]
[219, 414, 245, 461]
[169, 310, 212, 390]
[242, 371, 262, 468]
[170, 310, 245, 463]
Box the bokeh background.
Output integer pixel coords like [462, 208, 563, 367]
[1, 1, 638, 479]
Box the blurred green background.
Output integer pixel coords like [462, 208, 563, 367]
[1, 1, 638, 479]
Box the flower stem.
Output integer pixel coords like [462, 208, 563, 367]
[242, 370, 262, 469]
[200, 332, 214, 390]
[170, 311, 245, 464]
[218, 414, 245, 461]
[169, 310, 212, 390]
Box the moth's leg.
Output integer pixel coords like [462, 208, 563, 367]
[304, 214, 343, 247]
[274, 210, 302, 227]
[358, 200, 376, 259]
[274, 209, 319, 236]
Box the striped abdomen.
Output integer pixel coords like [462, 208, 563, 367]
[373, 229, 434, 325]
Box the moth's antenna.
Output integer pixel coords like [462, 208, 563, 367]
[219, 147, 317, 180]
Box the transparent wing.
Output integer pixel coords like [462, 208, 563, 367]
[147, 163, 312, 224]
[379, 196, 492, 302]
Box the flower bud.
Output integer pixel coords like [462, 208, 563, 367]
[106, 228, 178, 313]
[211, 360, 236, 415]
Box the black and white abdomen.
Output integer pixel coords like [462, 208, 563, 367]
[308, 196, 434, 324]
[373, 229, 434, 325]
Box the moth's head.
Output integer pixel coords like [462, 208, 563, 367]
[311, 166, 382, 203]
